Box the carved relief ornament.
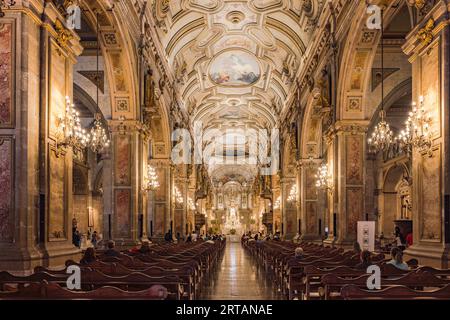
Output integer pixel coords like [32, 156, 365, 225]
[418, 18, 435, 47]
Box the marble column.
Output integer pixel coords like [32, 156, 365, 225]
[333, 122, 368, 247]
[173, 164, 189, 237]
[106, 120, 146, 247]
[402, 4, 450, 267]
[0, 4, 85, 270]
[280, 177, 296, 239]
[150, 159, 171, 239]
[299, 160, 323, 241]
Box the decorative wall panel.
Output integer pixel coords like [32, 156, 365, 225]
[346, 135, 363, 185]
[346, 188, 363, 235]
[305, 167, 318, 200]
[114, 136, 131, 186]
[420, 44, 440, 137]
[49, 41, 67, 137]
[155, 203, 166, 235]
[306, 202, 317, 234]
[0, 23, 13, 127]
[420, 150, 441, 241]
[48, 150, 66, 240]
[0, 137, 13, 241]
[114, 189, 131, 238]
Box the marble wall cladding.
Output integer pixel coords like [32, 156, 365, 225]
[0, 23, 13, 127]
[0, 138, 13, 241]
[114, 189, 131, 238]
[49, 150, 66, 240]
[110, 53, 126, 92]
[155, 167, 167, 201]
[305, 167, 318, 200]
[286, 208, 296, 235]
[73, 195, 89, 233]
[346, 187, 363, 236]
[306, 201, 317, 234]
[155, 203, 166, 236]
[92, 197, 103, 233]
[346, 135, 363, 185]
[174, 208, 183, 234]
[114, 136, 130, 186]
[350, 51, 369, 91]
[420, 151, 442, 241]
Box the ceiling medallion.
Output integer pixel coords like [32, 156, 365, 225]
[209, 50, 260, 86]
[226, 11, 245, 24]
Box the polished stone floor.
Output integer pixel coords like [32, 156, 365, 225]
[200, 242, 282, 300]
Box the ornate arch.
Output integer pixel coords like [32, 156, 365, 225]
[79, 0, 138, 120]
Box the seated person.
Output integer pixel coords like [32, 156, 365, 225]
[292, 233, 301, 243]
[353, 241, 362, 255]
[387, 247, 409, 271]
[138, 240, 152, 254]
[104, 240, 120, 257]
[80, 247, 97, 265]
[294, 247, 304, 259]
[406, 232, 413, 247]
[355, 250, 372, 270]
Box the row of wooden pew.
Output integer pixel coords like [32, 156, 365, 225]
[243, 240, 450, 300]
[0, 240, 226, 300]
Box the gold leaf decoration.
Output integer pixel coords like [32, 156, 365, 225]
[418, 18, 435, 47]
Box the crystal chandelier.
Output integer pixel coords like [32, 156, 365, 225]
[315, 163, 333, 190]
[188, 197, 196, 211]
[273, 196, 281, 209]
[368, 8, 394, 154]
[143, 165, 159, 192]
[368, 110, 394, 154]
[0, 0, 15, 18]
[287, 184, 297, 202]
[58, 96, 90, 149]
[397, 96, 433, 154]
[174, 186, 184, 204]
[87, 11, 110, 154]
[89, 113, 110, 153]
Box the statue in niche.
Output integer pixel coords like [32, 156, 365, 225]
[143, 69, 156, 126]
[398, 176, 412, 220]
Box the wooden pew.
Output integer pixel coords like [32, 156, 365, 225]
[0, 281, 168, 300]
[341, 283, 450, 300]
[323, 271, 450, 300]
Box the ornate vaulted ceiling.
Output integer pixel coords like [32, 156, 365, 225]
[151, 0, 322, 131]
[148, 0, 324, 183]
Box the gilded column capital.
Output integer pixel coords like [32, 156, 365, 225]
[334, 120, 370, 135]
[108, 119, 144, 135]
